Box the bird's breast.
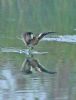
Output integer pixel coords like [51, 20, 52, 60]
[31, 38, 38, 45]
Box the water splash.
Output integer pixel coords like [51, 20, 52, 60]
[42, 35, 76, 43]
[0, 47, 48, 55]
[1, 35, 76, 55]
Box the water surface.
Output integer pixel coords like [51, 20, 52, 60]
[0, 0, 76, 100]
[0, 36, 76, 100]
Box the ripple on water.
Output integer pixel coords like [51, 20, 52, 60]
[0, 47, 48, 55]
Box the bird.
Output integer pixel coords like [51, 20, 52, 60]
[22, 32, 56, 48]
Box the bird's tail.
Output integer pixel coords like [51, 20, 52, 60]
[38, 64, 56, 74]
[38, 32, 56, 40]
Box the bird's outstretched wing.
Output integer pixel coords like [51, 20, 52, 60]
[37, 32, 56, 40]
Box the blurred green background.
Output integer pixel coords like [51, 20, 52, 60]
[0, 0, 76, 99]
[0, 0, 76, 36]
[0, 0, 76, 47]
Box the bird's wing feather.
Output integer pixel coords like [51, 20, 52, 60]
[37, 32, 56, 40]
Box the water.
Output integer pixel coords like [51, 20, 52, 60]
[42, 35, 76, 43]
[0, 0, 76, 99]
[0, 36, 76, 100]
[0, 52, 56, 100]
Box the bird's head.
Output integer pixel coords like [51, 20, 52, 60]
[23, 32, 33, 36]
[23, 32, 33, 39]
[27, 32, 33, 35]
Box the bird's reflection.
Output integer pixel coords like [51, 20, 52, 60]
[21, 54, 56, 74]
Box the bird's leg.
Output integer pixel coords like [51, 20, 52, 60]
[27, 45, 34, 55]
[28, 46, 32, 55]
[29, 44, 34, 50]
